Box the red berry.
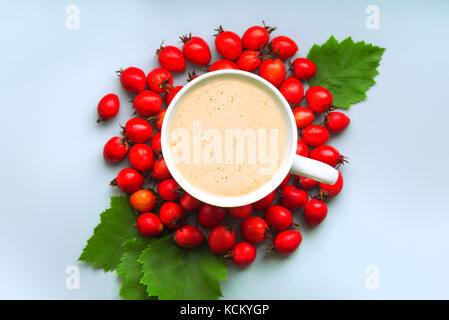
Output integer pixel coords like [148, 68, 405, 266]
[240, 217, 269, 244]
[271, 36, 298, 60]
[130, 189, 156, 212]
[297, 176, 318, 189]
[242, 25, 271, 50]
[293, 106, 315, 128]
[114, 168, 144, 193]
[152, 109, 166, 131]
[151, 132, 162, 153]
[97, 93, 119, 121]
[152, 158, 171, 180]
[157, 45, 186, 72]
[208, 226, 236, 255]
[310, 145, 344, 168]
[319, 171, 343, 197]
[164, 85, 183, 106]
[325, 111, 350, 133]
[159, 202, 185, 229]
[291, 58, 316, 80]
[302, 125, 329, 147]
[265, 205, 293, 231]
[209, 59, 240, 71]
[236, 50, 262, 71]
[180, 34, 211, 66]
[229, 204, 253, 220]
[119, 67, 146, 92]
[214, 26, 242, 61]
[137, 212, 163, 237]
[179, 193, 202, 212]
[304, 199, 327, 226]
[157, 179, 180, 201]
[259, 59, 286, 88]
[103, 137, 129, 162]
[147, 68, 173, 93]
[175, 225, 204, 248]
[273, 230, 302, 254]
[128, 144, 154, 172]
[231, 242, 257, 266]
[296, 138, 309, 157]
[198, 204, 226, 229]
[133, 90, 162, 117]
[306, 86, 333, 113]
[279, 77, 304, 105]
[280, 185, 308, 210]
[278, 173, 291, 189]
[252, 190, 276, 211]
[124, 118, 153, 143]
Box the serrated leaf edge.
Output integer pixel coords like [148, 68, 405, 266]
[307, 35, 385, 109]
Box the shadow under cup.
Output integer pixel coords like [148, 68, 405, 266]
[161, 70, 297, 208]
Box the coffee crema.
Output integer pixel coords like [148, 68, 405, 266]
[168, 75, 287, 197]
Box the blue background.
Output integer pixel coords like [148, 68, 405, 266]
[1, 0, 448, 299]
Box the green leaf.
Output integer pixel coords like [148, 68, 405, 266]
[139, 237, 227, 300]
[79, 196, 139, 271]
[307, 36, 385, 109]
[117, 238, 157, 300]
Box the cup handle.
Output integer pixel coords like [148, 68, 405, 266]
[290, 155, 339, 185]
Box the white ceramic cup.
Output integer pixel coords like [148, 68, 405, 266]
[161, 70, 339, 208]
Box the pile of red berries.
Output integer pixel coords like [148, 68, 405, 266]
[98, 23, 350, 267]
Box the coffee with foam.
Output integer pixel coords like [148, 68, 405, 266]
[168, 74, 287, 197]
